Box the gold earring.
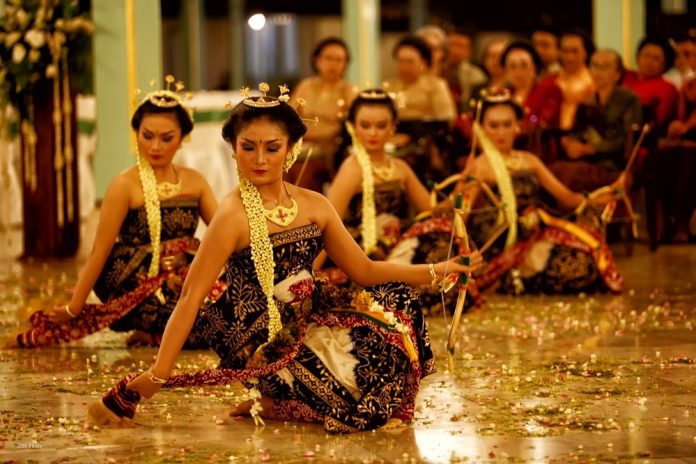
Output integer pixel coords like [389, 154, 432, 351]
[283, 138, 303, 172]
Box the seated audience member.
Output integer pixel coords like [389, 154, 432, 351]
[664, 35, 696, 91]
[384, 35, 457, 181]
[289, 37, 357, 192]
[501, 41, 563, 140]
[622, 37, 679, 134]
[531, 27, 562, 76]
[657, 75, 696, 242]
[556, 28, 596, 131]
[472, 38, 510, 98]
[444, 27, 487, 110]
[550, 49, 642, 192]
[416, 25, 449, 78]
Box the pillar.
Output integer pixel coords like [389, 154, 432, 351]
[593, 0, 645, 68]
[92, 0, 162, 199]
[342, 0, 380, 87]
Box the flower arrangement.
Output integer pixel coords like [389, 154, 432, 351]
[0, 0, 94, 229]
[0, 0, 94, 120]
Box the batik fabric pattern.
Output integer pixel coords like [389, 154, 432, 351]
[168, 223, 434, 433]
[16, 197, 221, 348]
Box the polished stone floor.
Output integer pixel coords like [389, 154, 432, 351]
[1, 221, 695, 463]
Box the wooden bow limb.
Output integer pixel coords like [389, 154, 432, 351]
[477, 222, 510, 255]
[575, 184, 639, 239]
[422, 174, 505, 221]
[624, 123, 650, 174]
[293, 148, 314, 187]
[445, 193, 472, 373]
[601, 190, 639, 239]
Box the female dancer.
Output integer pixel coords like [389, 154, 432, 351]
[320, 89, 474, 312]
[324, 89, 432, 261]
[464, 92, 624, 294]
[89, 84, 478, 433]
[15, 79, 218, 348]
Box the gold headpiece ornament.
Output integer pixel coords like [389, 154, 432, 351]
[470, 88, 524, 120]
[241, 82, 291, 108]
[358, 88, 399, 102]
[135, 75, 194, 123]
[479, 88, 512, 102]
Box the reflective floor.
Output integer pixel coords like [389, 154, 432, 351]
[1, 221, 695, 463]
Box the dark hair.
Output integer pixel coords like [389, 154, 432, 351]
[479, 94, 524, 121]
[311, 37, 351, 74]
[592, 48, 626, 83]
[532, 26, 558, 39]
[448, 26, 475, 41]
[221, 98, 307, 147]
[501, 41, 543, 75]
[671, 34, 696, 45]
[560, 28, 596, 64]
[346, 89, 398, 123]
[393, 35, 433, 67]
[637, 37, 676, 72]
[131, 98, 194, 136]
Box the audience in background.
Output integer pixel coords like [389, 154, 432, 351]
[664, 35, 696, 91]
[622, 37, 679, 134]
[531, 28, 562, 75]
[444, 27, 487, 110]
[551, 49, 642, 192]
[556, 29, 596, 130]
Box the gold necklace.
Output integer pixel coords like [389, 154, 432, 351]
[372, 157, 395, 181]
[503, 151, 526, 172]
[262, 182, 299, 227]
[156, 166, 182, 199]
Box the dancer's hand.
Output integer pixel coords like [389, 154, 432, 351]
[587, 174, 627, 208]
[434, 251, 483, 277]
[47, 304, 80, 324]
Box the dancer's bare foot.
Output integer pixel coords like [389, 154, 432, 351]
[229, 395, 277, 420]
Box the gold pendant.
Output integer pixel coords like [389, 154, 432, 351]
[157, 180, 182, 199]
[263, 198, 299, 226]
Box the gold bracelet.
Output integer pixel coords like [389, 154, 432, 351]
[147, 366, 169, 384]
[428, 263, 440, 288]
[64, 305, 77, 318]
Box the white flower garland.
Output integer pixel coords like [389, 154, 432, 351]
[345, 122, 377, 254]
[238, 174, 282, 343]
[136, 152, 162, 280]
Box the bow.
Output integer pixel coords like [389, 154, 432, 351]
[445, 193, 472, 373]
[419, 173, 509, 255]
[574, 123, 650, 238]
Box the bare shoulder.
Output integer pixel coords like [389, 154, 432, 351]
[216, 188, 243, 216]
[519, 151, 543, 169]
[288, 184, 327, 206]
[336, 154, 360, 173]
[393, 157, 415, 175]
[106, 167, 138, 198]
[291, 186, 336, 227]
